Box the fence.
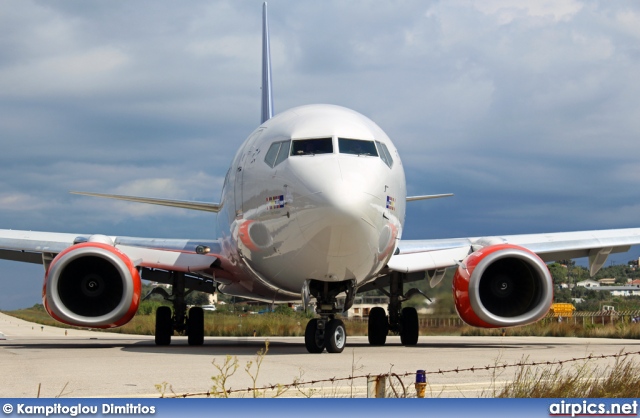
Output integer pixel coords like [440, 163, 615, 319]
[540, 310, 640, 326]
[348, 311, 640, 329]
[162, 350, 640, 398]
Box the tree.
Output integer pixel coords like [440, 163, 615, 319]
[186, 291, 211, 306]
[548, 263, 567, 285]
[553, 288, 572, 303]
[274, 304, 294, 316]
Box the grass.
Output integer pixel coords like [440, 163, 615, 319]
[5, 305, 640, 340]
[494, 354, 640, 398]
[461, 320, 640, 339]
[2, 304, 366, 337]
[3, 305, 77, 329]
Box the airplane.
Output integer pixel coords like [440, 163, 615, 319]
[2, 3, 640, 354]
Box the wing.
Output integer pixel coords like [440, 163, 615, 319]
[0, 229, 224, 288]
[406, 193, 454, 202]
[388, 228, 640, 276]
[69, 191, 221, 213]
[0, 228, 234, 331]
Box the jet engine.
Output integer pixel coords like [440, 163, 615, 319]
[43, 241, 141, 328]
[453, 244, 553, 328]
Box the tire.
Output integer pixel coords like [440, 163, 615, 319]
[187, 307, 204, 346]
[304, 319, 325, 353]
[368, 307, 388, 346]
[155, 306, 173, 346]
[400, 307, 419, 346]
[325, 319, 347, 353]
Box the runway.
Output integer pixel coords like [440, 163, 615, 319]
[1, 312, 640, 398]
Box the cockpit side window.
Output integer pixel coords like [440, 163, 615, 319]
[291, 138, 333, 156]
[274, 140, 290, 166]
[338, 138, 378, 156]
[264, 142, 280, 167]
[376, 141, 394, 168]
[264, 140, 291, 168]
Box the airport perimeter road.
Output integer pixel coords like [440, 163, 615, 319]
[2, 312, 640, 398]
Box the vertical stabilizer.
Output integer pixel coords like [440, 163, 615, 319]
[261, 2, 274, 124]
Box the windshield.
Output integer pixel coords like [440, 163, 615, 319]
[338, 138, 378, 156]
[291, 138, 333, 156]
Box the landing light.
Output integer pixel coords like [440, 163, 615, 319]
[195, 245, 210, 255]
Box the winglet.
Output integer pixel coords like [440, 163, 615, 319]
[261, 2, 274, 124]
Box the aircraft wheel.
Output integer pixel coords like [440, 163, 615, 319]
[304, 319, 325, 353]
[155, 306, 173, 346]
[368, 307, 388, 346]
[400, 307, 419, 346]
[325, 319, 346, 353]
[187, 307, 204, 346]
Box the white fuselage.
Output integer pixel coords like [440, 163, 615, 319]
[215, 104, 406, 301]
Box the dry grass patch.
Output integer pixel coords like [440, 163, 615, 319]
[495, 355, 640, 398]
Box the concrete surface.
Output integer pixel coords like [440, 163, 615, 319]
[1, 312, 639, 398]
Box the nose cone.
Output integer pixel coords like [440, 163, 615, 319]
[284, 155, 396, 281]
[298, 180, 375, 257]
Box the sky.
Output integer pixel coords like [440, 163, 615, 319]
[1, 0, 640, 309]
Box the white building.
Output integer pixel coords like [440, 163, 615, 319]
[343, 296, 389, 318]
[576, 279, 599, 288]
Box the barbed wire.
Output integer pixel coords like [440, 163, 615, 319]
[162, 349, 640, 398]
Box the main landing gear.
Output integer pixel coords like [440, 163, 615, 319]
[146, 271, 205, 346]
[368, 272, 420, 347]
[303, 279, 355, 354]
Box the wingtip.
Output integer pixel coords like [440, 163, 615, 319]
[406, 193, 455, 202]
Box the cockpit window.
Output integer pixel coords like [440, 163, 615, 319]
[264, 140, 291, 168]
[338, 138, 378, 156]
[376, 141, 394, 168]
[291, 138, 333, 156]
[275, 140, 290, 165]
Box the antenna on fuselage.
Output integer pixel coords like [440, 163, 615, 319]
[261, 2, 274, 124]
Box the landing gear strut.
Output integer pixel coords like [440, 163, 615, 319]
[148, 272, 205, 346]
[367, 272, 420, 346]
[303, 279, 354, 353]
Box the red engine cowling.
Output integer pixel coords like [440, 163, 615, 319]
[453, 244, 553, 328]
[237, 219, 273, 252]
[42, 242, 141, 328]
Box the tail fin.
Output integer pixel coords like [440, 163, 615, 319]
[261, 2, 274, 124]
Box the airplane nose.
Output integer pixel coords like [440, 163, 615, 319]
[288, 158, 383, 258]
[319, 182, 372, 224]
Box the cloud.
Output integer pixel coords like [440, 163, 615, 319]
[473, 0, 584, 24]
[0, 47, 129, 98]
[1, 0, 640, 308]
[0, 193, 47, 211]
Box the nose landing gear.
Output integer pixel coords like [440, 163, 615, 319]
[304, 317, 347, 353]
[303, 279, 354, 353]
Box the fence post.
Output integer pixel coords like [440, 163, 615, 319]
[367, 375, 386, 398]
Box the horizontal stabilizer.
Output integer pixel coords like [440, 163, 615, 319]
[70, 191, 221, 213]
[406, 193, 454, 202]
